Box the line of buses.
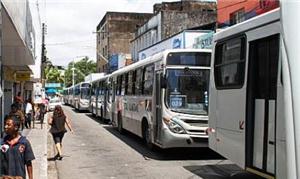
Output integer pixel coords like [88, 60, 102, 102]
[63, 6, 300, 179]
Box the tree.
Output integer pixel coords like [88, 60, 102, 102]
[44, 58, 64, 85]
[64, 57, 96, 87]
[45, 67, 64, 83]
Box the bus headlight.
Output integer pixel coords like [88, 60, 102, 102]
[163, 117, 186, 134]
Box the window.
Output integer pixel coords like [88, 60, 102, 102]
[230, 9, 245, 25]
[167, 52, 211, 66]
[143, 65, 154, 95]
[117, 76, 123, 95]
[127, 72, 133, 95]
[131, 70, 137, 95]
[136, 68, 143, 95]
[214, 36, 246, 89]
[121, 74, 128, 95]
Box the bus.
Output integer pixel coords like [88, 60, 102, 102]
[207, 7, 300, 178]
[73, 82, 91, 111]
[90, 74, 111, 121]
[281, 2, 300, 178]
[68, 86, 74, 106]
[62, 87, 69, 105]
[110, 49, 211, 149]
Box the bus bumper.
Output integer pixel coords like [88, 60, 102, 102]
[159, 128, 208, 148]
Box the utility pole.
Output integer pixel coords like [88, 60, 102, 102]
[41, 23, 47, 87]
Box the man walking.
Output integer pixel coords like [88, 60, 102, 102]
[25, 99, 33, 129]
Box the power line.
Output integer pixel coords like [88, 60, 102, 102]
[46, 39, 95, 46]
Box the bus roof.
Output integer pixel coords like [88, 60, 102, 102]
[90, 74, 111, 84]
[110, 49, 211, 77]
[214, 8, 280, 42]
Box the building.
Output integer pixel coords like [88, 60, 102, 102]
[217, 0, 279, 28]
[1, 0, 40, 134]
[96, 12, 153, 73]
[131, 0, 217, 61]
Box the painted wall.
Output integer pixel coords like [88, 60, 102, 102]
[217, 0, 279, 27]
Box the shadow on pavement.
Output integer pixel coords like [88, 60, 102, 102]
[103, 124, 224, 161]
[85, 112, 224, 161]
[47, 157, 56, 161]
[183, 164, 264, 179]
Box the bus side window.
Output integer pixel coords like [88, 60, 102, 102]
[143, 65, 154, 95]
[127, 72, 133, 95]
[136, 68, 143, 95]
[132, 70, 137, 95]
[214, 36, 246, 89]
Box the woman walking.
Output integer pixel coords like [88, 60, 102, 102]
[48, 105, 73, 160]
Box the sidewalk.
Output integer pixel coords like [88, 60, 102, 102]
[22, 113, 58, 179]
[22, 120, 47, 179]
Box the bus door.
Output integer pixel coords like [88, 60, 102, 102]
[246, 34, 279, 175]
[154, 71, 163, 143]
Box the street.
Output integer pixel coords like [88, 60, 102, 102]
[48, 106, 261, 179]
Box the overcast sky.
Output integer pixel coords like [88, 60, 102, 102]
[36, 0, 176, 66]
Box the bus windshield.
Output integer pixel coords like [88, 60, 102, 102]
[81, 88, 90, 99]
[166, 68, 209, 115]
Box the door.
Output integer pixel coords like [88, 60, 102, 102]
[246, 34, 279, 175]
[154, 72, 163, 143]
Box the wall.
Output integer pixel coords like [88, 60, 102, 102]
[131, 1, 216, 61]
[96, 12, 152, 73]
[217, 0, 279, 27]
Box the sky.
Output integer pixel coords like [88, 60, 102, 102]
[36, 0, 177, 67]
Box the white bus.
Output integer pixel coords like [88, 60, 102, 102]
[73, 82, 91, 111]
[62, 87, 69, 105]
[110, 49, 211, 149]
[67, 86, 74, 106]
[90, 74, 111, 121]
[207, 7, 300, 178]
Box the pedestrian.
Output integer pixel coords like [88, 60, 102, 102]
[9, 104, 25, 131]
[24, 99, 33, 129]
[48, 105, 74, 160]
[14, 92, 24, 111]
[38, 103, 47, 129]
[1, 115, 35, 179]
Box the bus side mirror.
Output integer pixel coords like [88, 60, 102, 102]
[161, 75, 167, 89]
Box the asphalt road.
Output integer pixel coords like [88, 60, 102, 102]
[52, 106, 263, 179]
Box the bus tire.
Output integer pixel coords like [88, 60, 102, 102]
[142, 120, 153, 150]
[117, 112, 123, 134]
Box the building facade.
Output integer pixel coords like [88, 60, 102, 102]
[131, 0, 217, 61]
[217, 0, 279, 28]
[1, 0, 39, 134]
[96, 12, 153, 73]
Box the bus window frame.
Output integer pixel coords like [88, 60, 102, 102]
[214, 35, 246, 90]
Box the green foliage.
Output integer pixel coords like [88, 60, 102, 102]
[64, 57, 96, 87]
[44, 59, 64, 85]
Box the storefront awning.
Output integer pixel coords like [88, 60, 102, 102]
[2, 1, 35, 66]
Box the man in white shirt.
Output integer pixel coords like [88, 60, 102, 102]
[25, 99, 33, 129]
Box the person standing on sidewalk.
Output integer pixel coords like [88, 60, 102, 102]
[48, 105, 73, 160]
[38, 103, 47, 129]
[9, 104, 25, 131]
[25, 99, 33, 129]
[1, 115, 35, 179]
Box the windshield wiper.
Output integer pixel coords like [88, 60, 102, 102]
[184, 67, 203, 81]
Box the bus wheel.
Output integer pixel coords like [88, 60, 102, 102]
[143, 121, 153, 150]
[117, 113, 123, 134]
